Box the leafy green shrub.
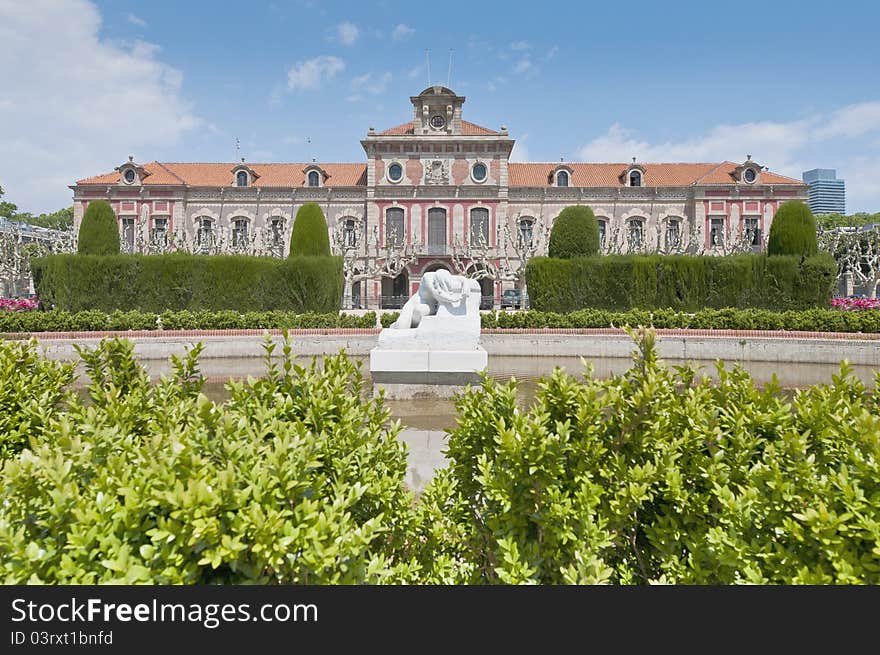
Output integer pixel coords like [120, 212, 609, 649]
[0, 309, 377, 333]
[768, 200, 818, 257]
[77, 200, 120, 255]
[479, 307, 880, 332]
[426, 328, 880, 583]
[380, 312, 400, 328]
[31, 253, 343, 313]
[526, 253, 836, 312]
[0, 336, 416, 583]
[548, 205, 600, 259]
[289, 203, 331, 257]
[0, 340, 75, 459]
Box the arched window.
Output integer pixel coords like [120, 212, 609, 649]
[518, 217, 535, 249]
[629, 170, 642, 187]
[470, 207, 489, 247]
[628, 218, 644, 250]
[236, 171, 248, 187]
[427, 207, 447, 254]
[232, 218, 249, 248]
[666, 218, 681, 251]
[308, 170, 320, 187]
[385, 208, 405, 247]
[196, 217, 214, 254]
[556, 170, 569, 187]
[343, 218, 357, 247]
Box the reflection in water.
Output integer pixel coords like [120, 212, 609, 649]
[111, 353, 879, 493]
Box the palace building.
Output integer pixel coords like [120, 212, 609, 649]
[71, 86, 808, 309]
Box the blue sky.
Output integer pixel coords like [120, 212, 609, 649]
[2, 0, 879, 212]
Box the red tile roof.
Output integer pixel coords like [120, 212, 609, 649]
[76, 160, 800, 189]
[77, 162, 368, 187]
[507, 162, 802, 187]
[377, 120, 500, 136]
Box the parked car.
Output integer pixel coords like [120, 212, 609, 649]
[500, 289, 522, 309]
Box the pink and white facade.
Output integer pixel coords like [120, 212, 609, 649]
[71, 86, 807, 309]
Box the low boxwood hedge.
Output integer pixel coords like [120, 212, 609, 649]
[0, 310, 377, 333]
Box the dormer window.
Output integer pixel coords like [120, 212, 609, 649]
[736, 156, 762, 184]
[622, 160, 647, 187]
[556, 170, 569, 187]
[123, 169, 136, 185]
[231, 163, 258, 187]
[308, 171, 320, 187]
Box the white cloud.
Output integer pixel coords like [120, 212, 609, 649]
[407, 65, 423, 79]
[815, 101, 880, 139]
[577, 100, 880, 211]
[0, 0, 199, 213]
[287, 55, 345, 91]
[126, 12, 147, 28]
[510, 40, 530, 51]
[544, 45, 559, 60]
[349, 71, 392, 99]
[392, 24, 415, 41]
[514, 57, 534, 75]
[334, 21, 359, 46]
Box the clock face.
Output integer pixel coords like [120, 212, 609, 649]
[430, 114, 446, 129]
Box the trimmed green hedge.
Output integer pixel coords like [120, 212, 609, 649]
[5, 307, 876, 334]
[526, 253, 836, 312]
[480, 308, 880, 332]
[77, 200, 120, 255]
[31, 253, 343, 313]
[768, 200, 818, 257]
[548, 205, 600, 258]
[289, 202, 331, 257]
[0, 310, 377, 333]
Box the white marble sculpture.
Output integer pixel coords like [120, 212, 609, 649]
[370, 270, 488, 388]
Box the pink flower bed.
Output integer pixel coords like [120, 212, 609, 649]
[0, 297, 39, 312]
[831, 297, 880, 311]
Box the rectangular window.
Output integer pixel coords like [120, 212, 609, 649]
[470, 208, 489, 247]
[710, 218, 725, 246]
[598, 221, 606, 249]
[122, 217, 135, 252]
[151, 218, 167, 249]
[745, 218, 761, 248]
[385, 208, 405, 248]
[628, 220, 644, 249]
[427, 208, 447, 254]
[232, 219, 248, 248]
[270, 218, 283, 246]
[197, 218, 213, 254]
[666, 220, 680, 250]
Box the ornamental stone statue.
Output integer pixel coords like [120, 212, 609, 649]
[370, 270, 487, 394]
[391, 269, 480, 330]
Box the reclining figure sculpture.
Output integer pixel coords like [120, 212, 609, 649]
[391, 269, 480, 329]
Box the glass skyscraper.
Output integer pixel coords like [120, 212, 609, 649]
[802, 169, 845, 214]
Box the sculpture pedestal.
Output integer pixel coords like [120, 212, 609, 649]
[369, 348, 487, 399]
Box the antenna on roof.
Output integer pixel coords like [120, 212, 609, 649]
[425, 49, 431, 86]
[446, 49, 454, 87]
